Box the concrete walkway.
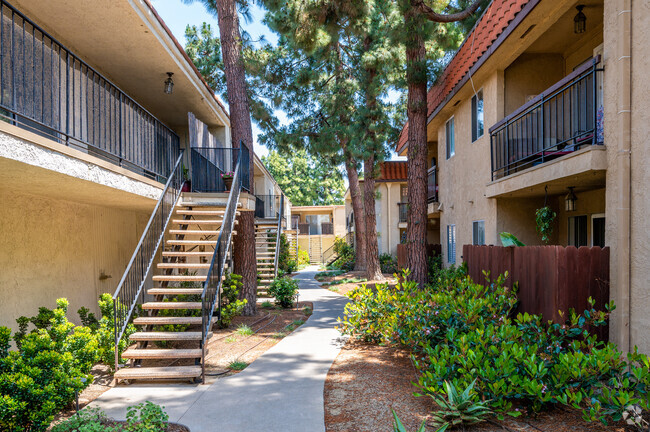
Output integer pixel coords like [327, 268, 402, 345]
[89, 266, 349, 431]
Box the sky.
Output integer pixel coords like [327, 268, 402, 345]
[150, 0, 278, 158]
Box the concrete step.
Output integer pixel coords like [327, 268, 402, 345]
[130, 331, 208, 341]
[141, 302, 202, 310]
[122, 348, 203, 360]
[115, 366, 202, 381]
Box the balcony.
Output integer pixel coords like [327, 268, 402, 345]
[490, 57, 603, 181]
[297, 222, 333, 235]
[428, 167, 438, 203]
[321, 222, 334, 235]
[0, 1, 180, 180]
[190, 146, 250, 193]
[398, 203, 408, 224]
[255, 194, 282, 219]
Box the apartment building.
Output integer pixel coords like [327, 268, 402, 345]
[397, 0, 648, 353]
[0, 0, 288, 382]
[291, 205, 345, 264]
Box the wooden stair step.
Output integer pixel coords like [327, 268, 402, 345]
[134, 316, 205, 325]
[130, 331, 207, 341]
[162, 251, 214, 257]
[176, 210, 228, 215]
[157, 263, 210, 269]
[122, 348, 203, 360]
[142, 301, 202, 310]
[167, 240, 217, 246]
[147, 288, 203, 295]
[153, 275, 206, 282]
[115, 366, 202, 380]
[169, 230, 221, 235]
[173, 219, 223, 225]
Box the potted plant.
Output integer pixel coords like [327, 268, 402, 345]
[535, 205, 556, 244]
[221, 171, 234, 191]
[181, 164, 191, 192]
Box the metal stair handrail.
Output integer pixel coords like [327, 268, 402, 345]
[200, 143, 247, 383]
[273, 194, 285, 278]
[112, 151, 185, 370]
[321, 242, 338, 265]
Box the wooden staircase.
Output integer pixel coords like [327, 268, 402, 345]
[114, 204, 237, 383]
[309, 236, 322, 264]
[284, 229, 298, 259]
[255, 222, 279, 298]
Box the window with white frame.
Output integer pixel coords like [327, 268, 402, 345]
[445, 117, 455, 159]
[471, 89, 484, 142]
[472, 220, 485, 245]
[447, 224, 456, 264]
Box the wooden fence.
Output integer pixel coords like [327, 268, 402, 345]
[397, 244, 442, 270]
[463, 245, 610, 326]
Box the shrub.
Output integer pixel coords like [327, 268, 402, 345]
[296, 248, 310, 266]
[277, 234, 297, 274]
[379, 253, 398, 274]
[339, 269, 650, 427]
[0, 299, 97, 432]
[267, 277, 299, 308]
[330, 237, 355, 271]
[95, 294, 136, 367]
[219, 273, 247, 328]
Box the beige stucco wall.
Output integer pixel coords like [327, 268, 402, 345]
[555, 188, 605, 247]
[0, 189, 149, 332]
[504, 53, 564, 114]
[375, 182, 405, 256]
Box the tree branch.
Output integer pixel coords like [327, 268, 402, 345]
[413, 0, 483, 23]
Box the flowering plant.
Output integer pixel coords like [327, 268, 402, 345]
[221, 171, 235, 179]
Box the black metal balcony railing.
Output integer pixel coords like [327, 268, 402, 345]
[428, 167, 438, 203]
[255, 194, 281, 219]
[298, 223, 310, 235]
[0, 1, 180, 180]
[321, 222, 334, 235]
[398, 203, 408, 223]
[490, 57, 603, 181]
[190, 146, 250, 193]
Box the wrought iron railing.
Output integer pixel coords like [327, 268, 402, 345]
[273, 194, 284, 278]
[199, 144, 247, 383]
[0, 1, 180, 180]
[321, 243, 337, 265]
[191, 146, 250, 192]
[321, 222, 334, 235]
[428, 167, 438, 203]
[112, 151, 185, 369]
[490, 57, 603, 180]
[398, 203, 408, 223]
[255, 194, 281, 219]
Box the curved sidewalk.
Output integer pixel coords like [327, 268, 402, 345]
[90, 266, 349, 432]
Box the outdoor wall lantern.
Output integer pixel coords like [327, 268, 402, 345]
[164, 72, 174, 94]
[574, 5, 586, 34]
[565, 187, 578, 212]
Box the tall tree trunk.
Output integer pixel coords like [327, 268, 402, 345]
[215, 0, 254, 193]
[364, 155, 384, 281]
[344, 151, 367, 272]
[404, 7, 429, 287]
[233, 210, 257, 315]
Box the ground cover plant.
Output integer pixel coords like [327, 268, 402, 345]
[322, 277, 367, 287]
[51, 402, 174, 432]
[315, 270, 345, 281]
[339, 267, 650, 429]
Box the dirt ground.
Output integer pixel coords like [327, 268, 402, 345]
[50, 302, 312, 428]
[318, 270, 398, 296]
[325, 340, 629, 432]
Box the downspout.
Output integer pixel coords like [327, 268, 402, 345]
[386, 183, 391, 254]
[615, 0, 632, 353]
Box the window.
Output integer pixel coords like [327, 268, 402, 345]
[400, 229, 407, 244]
[568, 215, 588, 247]
[447, 224, 456, 264]
[472, 89, 484, 141]
[592, 214, 605, 247]
[472, 220, 485, 245]
[400, 185, 408, 203]
[445, 117, 455, 159]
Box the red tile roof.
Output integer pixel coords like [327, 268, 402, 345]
[396, 0, 533, 154]
[377, 161, 408, 181]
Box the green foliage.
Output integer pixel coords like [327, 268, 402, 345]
[278, 234, 297, 274]
[340, 268, 650, 427]
[235, 324, 254, 336]
[315, 270, 345, 281]
[267, 277, 299, 308]
[228, 360, 248, 371]
[330, 237, 355, 271]
[392, 409, 426, 432]
[323, 277, 366, 286]
[96, 294, 136, 367]
[220, 273, 247, 328]
[296, 248, 310, 266]
[262, 150, 346, 206]
[52, 402, 169, 432]
[77, 307, 99, 332]
[499, 232, 525, 247]
[379, 253, 398, 274]
[261, 301, 274, 309]
[0, 299, 97, 432]
[426, 380, 492, 431]
[535, 206, 556, 244]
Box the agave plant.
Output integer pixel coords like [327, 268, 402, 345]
[392, 409, 426, 432]
[428, 380, 492, 431]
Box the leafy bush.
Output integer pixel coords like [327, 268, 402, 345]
[330, 237, 355, 271]
[277, 234, 298, 274]
[267, 276, 299, 308]
[51, 402, 169, 432]
[220, 273, 247, 328]
[95, 294, 136, 367]
[296, 247, 310, 266]
[379, 253, 398, 274]
[339, 269, 650, 427]
[0, 299, 97, 432]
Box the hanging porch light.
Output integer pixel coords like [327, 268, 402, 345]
[163, 72, 174, 94]
[565, 187, 578, 212]
[574, 5, 586, 34]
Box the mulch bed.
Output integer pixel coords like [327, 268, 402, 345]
[318, 271, 397, 296]
[325, 340, 629, 432]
